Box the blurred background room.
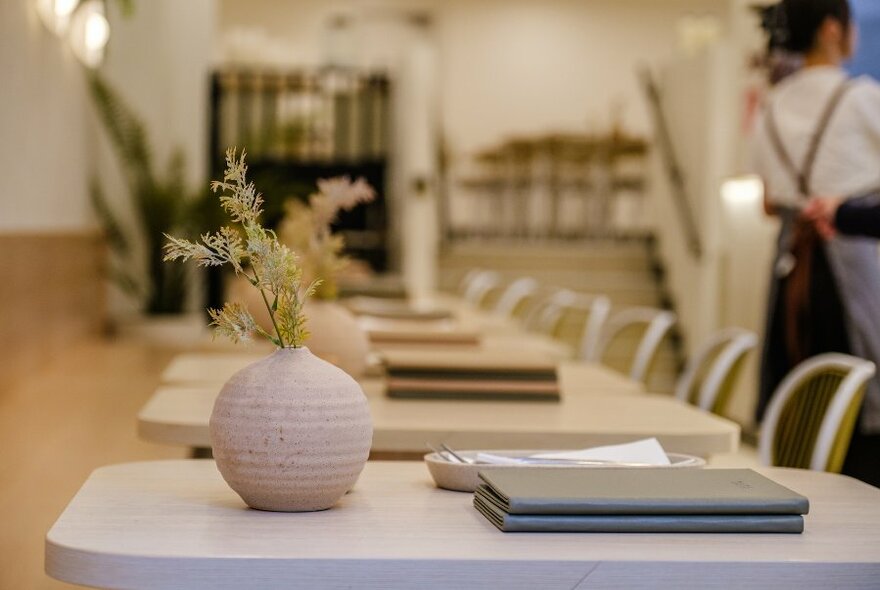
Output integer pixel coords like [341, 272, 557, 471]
[3, 0, 880, 587]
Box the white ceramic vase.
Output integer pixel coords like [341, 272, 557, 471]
[209, 347, 373, 512]
[303, 299, 370, 377]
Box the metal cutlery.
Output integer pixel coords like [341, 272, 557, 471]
[440, 443, 473, 464]
[427, 443, 470, 464]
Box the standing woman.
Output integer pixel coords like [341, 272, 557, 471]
[753, 0, 880, 485]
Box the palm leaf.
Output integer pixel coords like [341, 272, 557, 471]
[108, 263, 143, 298]
[88, 72, 197, 315]
[89, 177, 130, 256]
[112, 0, 135, 17]
[87, 72, 155, 195]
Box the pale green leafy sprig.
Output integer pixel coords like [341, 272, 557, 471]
[164, 227, 245, 274]
[210, 149, 263, 224]
[275, 278, 321, 347]
[208, 302, 261, 344]
[163, 148, 317, 349]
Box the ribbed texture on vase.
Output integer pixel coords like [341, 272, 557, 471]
[303, 300, 369, 377]
[210, 347, 373, 512]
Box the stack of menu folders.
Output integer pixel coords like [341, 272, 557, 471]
[383, 349, 560, 402]
[474, 468, 809, 533]
[386, 364, 560, 402]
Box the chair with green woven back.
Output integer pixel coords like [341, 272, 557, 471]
[759, 353, 876, 473]
[524, 288, 611, 362]
[460, 269, 501, 308]
[492, 277, 538, 318]
[675, 328, 758, 417]
[592, 307, 677, 386]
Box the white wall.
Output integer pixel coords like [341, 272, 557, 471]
[0, 0, 94, 231]
[99, 0, 215, 190]
[218, 0, 435, 68]
[436, 0, 725, 157]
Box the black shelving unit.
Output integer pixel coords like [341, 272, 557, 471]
[206, 67, 392, 309]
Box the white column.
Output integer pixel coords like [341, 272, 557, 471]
[396, 30, 439, 301]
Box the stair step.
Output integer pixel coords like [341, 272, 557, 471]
[441, 241, 652, 273]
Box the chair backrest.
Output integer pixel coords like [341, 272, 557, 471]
[759, 353, 875, 473]
[527, 289, 611, 361]
[461, 270, 501, 306]
[594, 307, 676, 383]
[456, 269, 483, 297]
[493, 277, 538, 317]
[675, 328, 758, 415]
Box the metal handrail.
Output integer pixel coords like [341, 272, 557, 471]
[638, 66, 702, 259]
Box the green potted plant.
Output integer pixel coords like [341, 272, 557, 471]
[89, 73, 209, 344]
[164, 149, 373, 512]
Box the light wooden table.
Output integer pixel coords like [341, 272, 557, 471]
[46, 460, 880, 590]
[139, 363, 736, 457]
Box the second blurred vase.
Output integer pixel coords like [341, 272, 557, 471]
[228, 274, 369, 377]
[303, 299, 369, 377]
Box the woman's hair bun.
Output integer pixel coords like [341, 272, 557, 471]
[759, 0, 851, 54]
[760, 3, 790, 51]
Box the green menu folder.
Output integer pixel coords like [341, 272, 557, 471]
[477, 468, 809, 516]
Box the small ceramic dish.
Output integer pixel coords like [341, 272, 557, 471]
[425, 450, 706, 492]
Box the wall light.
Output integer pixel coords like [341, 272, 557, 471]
[677, 14, 722, 56]
[35, 0, 110, 68]
[721, 175, 763, 208]
[35, 0, 80, 35]
[68, 0, 110, 68]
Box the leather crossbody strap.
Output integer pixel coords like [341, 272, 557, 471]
[765, 78, 853, 364]
[765, 79, 853, 197]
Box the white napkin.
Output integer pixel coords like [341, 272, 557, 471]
[476, 438, 671, 466]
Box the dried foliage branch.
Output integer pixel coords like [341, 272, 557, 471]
[278, 176, 376, 300]
[164, 148, 318, 348]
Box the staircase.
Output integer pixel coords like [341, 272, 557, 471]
[438, 237, 683, 393]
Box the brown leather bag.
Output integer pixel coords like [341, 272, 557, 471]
[783, 219, 818, 363]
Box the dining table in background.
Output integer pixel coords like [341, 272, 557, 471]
[139, 362, 738, 458]
[170, 293, 576, 383]
[161, 331, 573, 384]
